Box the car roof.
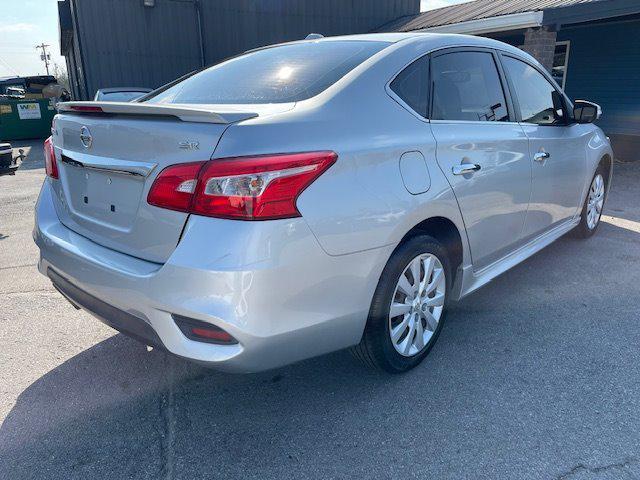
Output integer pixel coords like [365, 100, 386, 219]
[315, 32, 525, 55]
[315, 32, 426, 43]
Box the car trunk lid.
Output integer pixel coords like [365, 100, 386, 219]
[49, 102, 283, 263]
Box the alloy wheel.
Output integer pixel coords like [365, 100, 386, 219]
[388, 253, 446, 357]
[587, 173, 605, 230]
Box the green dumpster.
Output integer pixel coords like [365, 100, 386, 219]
[0, 98, 56, 141]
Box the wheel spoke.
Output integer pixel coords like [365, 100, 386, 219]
[399, 320, 416, 355]
[413, 319, 425, 350]
[391, 316, 409, 343]
[397, 273, 414, 299]
[390, 302, 412, 318]
[410, 257, 421, 287]
[422, 256, 434, 287]
[423, 291, 445, 307]
[423, 310, 438, 331]
[425, 268, 443, 294]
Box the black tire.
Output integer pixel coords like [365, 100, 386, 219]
[572, 163, 608, 239]
[352, 235, 451, 373]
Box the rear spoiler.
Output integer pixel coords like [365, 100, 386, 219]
[57, 101, 258, 124]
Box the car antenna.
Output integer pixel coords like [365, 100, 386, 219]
[305, 33, 324, 40]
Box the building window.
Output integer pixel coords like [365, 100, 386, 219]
[552, 41, 570, 90]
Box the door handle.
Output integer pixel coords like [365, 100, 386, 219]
[452, 163, 481, 175]
[534, 151, 551, 162]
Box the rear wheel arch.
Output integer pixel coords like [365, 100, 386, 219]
[399, 216, 464, 286]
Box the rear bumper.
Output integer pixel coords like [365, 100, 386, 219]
[34, 180, 391, 372]
[49, 268, 168, 351]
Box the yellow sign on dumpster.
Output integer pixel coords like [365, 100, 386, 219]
[0, 105, 11, 115]
[17, 103, 41, 120]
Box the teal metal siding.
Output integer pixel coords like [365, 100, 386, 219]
[558, 18, 640, 136]
[68, 0, 419, 100]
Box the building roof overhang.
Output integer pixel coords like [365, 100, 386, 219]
[420, 11, 543, 35]
[380, 0, 640, 36]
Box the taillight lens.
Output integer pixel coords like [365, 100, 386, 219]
[44, 136, 58, 179]
[147, 151, 337, 220]
[147, 162, 204, 212]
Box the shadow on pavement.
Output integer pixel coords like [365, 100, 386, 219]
[0, 332, 403, 479]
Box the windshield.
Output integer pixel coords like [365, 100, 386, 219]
[144, 40, 388, 105]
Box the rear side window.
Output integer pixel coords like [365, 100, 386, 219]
[431, 51, 509, 122]
[390, 56, 429, 117]
[502, 56, 566, 125]
[145, 41, 388, 105]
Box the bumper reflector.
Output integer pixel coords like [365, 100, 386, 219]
[173, 314, 238, 345]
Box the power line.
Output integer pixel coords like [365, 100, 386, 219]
[35, 43, 51, 75]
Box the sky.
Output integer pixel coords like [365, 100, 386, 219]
[421, 0, 473, 11]
[0, 0, 472, 78]
[0, 0, 65, 78]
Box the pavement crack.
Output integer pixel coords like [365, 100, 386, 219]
[0, 263, 37, 271]
[157, 355, 176, 480]
[556, 458, 638, 480]
[4, 288, 55, 295]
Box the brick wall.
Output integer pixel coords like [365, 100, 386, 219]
[521, 27, 557, 71]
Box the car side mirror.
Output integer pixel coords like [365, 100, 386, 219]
[573, 100, 602, 124]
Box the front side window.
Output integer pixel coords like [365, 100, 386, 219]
[503, 56, 566, 126]
[145, 41, 388, 105]
[390, 56, 429, 117]
[431, 51, 509, 122]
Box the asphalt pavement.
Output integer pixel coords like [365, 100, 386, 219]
[1, 140, 639, 480]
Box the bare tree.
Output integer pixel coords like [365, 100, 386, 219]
[53, 63, 70, 90]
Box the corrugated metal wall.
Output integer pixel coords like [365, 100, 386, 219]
[199, 0, 418, 63]
[70, 0, 418, 100]
[73, 0, 203, 99]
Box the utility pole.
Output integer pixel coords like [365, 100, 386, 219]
[35, 43, 51, 75]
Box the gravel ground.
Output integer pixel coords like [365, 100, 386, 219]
[1, 140, 639, 480]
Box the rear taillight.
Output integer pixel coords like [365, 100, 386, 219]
[147, 162, 204, 212]
[147, 151, 337, 220]
[44, 136, 58, 179]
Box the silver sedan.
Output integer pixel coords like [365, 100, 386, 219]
[35, 33, 612, 373]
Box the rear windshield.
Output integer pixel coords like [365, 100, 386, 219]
[98, 91, 148, 102]
[144, 41, 388, 105]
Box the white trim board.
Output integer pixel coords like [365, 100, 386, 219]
[421, 11, 544, 35]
